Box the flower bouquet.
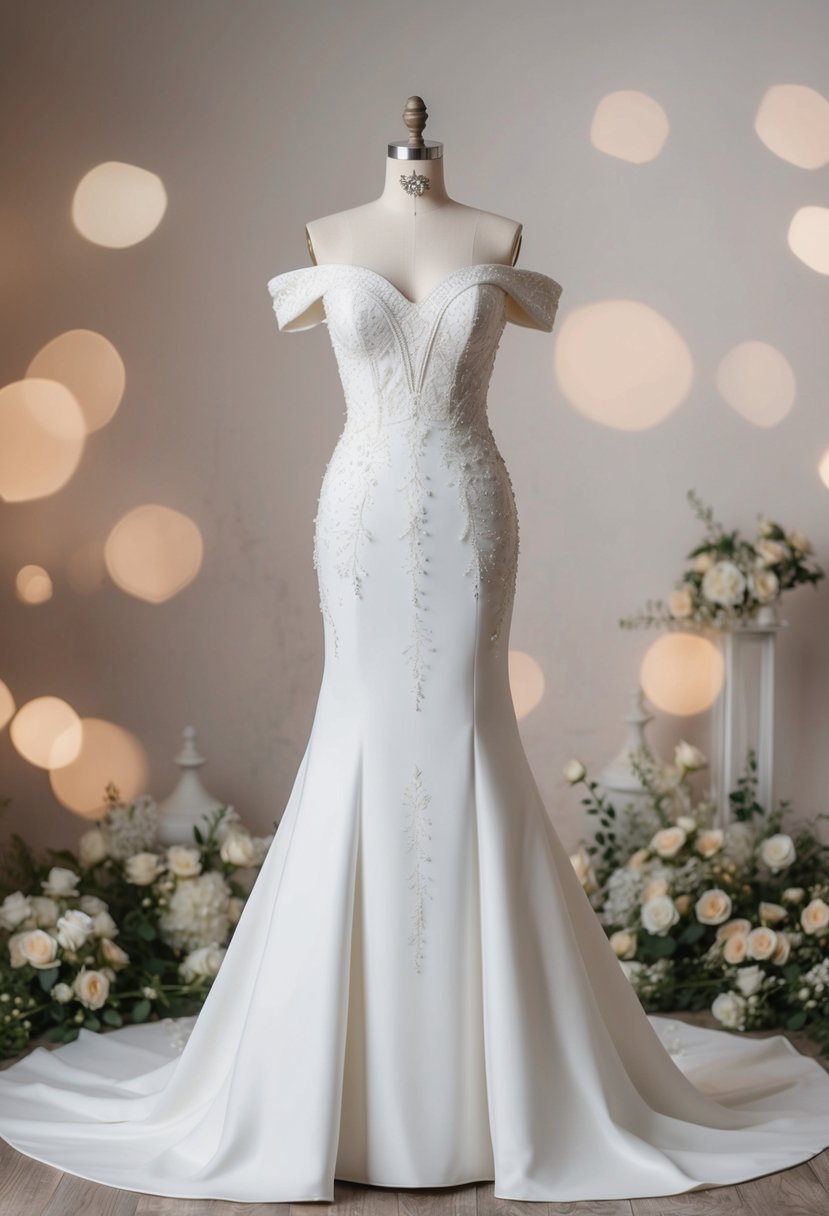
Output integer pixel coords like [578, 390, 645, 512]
[0, 782, 275, 1059]
[618, 489, 824, 630]
[565, 746, 829, 1053]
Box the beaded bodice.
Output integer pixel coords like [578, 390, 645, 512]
[266, 261, 563, 713]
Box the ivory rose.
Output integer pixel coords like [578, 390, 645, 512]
[18, 928, 59, 969]
[758, 901, 786, 925]
[702, 560, 746, 607]
[166, 845, 203, 878]
[650, 827, 687, 858]
[716, 917, 752, 941]
[695, 889, 733, 925]
[722, 933, 749, 965]
[746, 926, 778, 960]
[219, 830, 257, 868]
[73, 968, 110, 1010]
[759, 834, 796, 872]
[695, 829, 724, 858]
[801, 898, 829, 935]
[41, 866, 81, 898]
[100, 938, 130, 969]
[0, 891, 32, 931]
[735, 965, 764, 997]
[125, 852, 166, 886]
[675, 741, 707, 773]
[772, 932, 791, 965]
[77, 827, 108, 867]
[55, 908, 94, 952]
[712, 991, 747, 1029]
[179, 944, 226, 982]
[641, 895, 679, 935]
[609, 930, 637, 959]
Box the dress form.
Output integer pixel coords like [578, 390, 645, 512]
[304, 96, 523, 303]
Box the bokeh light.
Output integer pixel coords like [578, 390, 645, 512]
[755, 84, 829, 169]
[640, 632, 724, 716]
[590, 90, 670, 163]
[555, 300, 694, 430]
[27, 330, 126, 433]
[819, 447, 829, 490]
[716, 341, 796, 427]
[10, 696, 83, 769]
[49, 718, 150, 818]
[15, 565, 53, 604]
[508, 649, 546, 720]
[0, 379, 86, 501]
[0, 681, 15, 731]
[105, 504, 204, 603]
[72, 161, 167, 248]
[788, 206, 829, 274]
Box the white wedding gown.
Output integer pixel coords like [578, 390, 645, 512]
[2, 260, 829, 1203]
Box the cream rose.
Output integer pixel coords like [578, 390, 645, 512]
[712, 991, 747, 1029]
[626, 848, 650, 869]
[759, 834, 796, 872]
[166, 845, 203, 878]
[100, 938, 130, 969]
[746, 926, 778, 959]
[783, 887, 806, 904]
[77, 826, 108, 867]
[125, 852, 166, 886]
[649, 826, 687, 858]
[90, 910, 119, 940]
[758, 901, 787, 925]
[695, 829, 725, 858]
[219, 830, 257, 868]
[642, 878, 670, 901]
[735, 964, 764, 997]
[716, 917, 752, 941]
[569, 846, 597, 893]
[675, 741, 707, 773]
[676, 815, 698, 834]
[756, 538, 788, 566]
[18, 928, 59, 969]
[7, 932, 29, 968]
[609, 930, 637, 959]
[691, 552, 714, 573]
[771, 932, 791, 965]
[787, 530, 812, 555]
[674, 894, 692, 916]
[55, 909, 94, 952]
[562, 759, 586, 784]
[0, 891, 32, 931]
[41, 866, 81, 898]
[751, 569, 779, 604]
[722, 932, 749, 964]
[702, 560, 746, 607]
[801, 898, 829, 935]
[73, 967, 110, 1010]
[641, 895, 680, 935]
[695, 888, 733, 925]
[669, 586, 694, 618]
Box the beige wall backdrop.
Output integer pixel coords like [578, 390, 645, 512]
[1, 0, 828, 855]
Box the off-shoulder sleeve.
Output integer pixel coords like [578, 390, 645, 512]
[266, 266, 329, 331]
[501, 268, 563, 332]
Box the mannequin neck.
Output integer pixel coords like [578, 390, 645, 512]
[378, 154, 452, 213]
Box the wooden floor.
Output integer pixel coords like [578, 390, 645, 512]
[1, 1011, 828, 1216]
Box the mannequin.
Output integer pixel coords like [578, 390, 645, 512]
[304, 95, 523, 303]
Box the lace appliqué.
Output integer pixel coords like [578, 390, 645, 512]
[403, 764, 433, 973]
[398, 415, 437, 711]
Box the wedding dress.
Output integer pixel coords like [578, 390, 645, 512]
[2, 260, 829, 1204]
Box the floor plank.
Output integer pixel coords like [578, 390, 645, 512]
[631, 1182, 748, 1214]
[736, 1158, 829, 1215]
[41, 1170, 139, 1216]
[136, 1197, 289, 1215]
[0, 1134, 63, 1216]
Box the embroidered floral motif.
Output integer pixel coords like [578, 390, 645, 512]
[402, 764, 433, 973]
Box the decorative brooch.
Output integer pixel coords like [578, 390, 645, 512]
[399, 169, 431, 197]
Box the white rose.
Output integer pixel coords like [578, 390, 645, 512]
[18, 928, 59, 969]
[735, 964, 764, 997]
[219, 830, 257, 868]
[696, 888, 733, 925]
[712, 990, 747, 1029]
[758, 901, 786, 925]
[52, 982, 74, 1003]
[702, 560, 747, 608]
[801, 898, 829, 935]
[609, 930, 637, 959]
[55, 908, 95, 951]
[746, 926, 778, 959]
[722, 932, 749, 965]
[29, 895, 60, 927]
[669, 586, 694, 618]
[783, 887, 805, 903]
[562, 758, 586, 784]
[643, 877, 670, 902]
[166, 845, 203, 878]
[0, 891, 32, 931]
[7, 932, 30, 968]
[100, 938, 130, 968]
[675, 741, 707, 773]
[649, 826, 687, 858]
[41, 866, 81, 898]
[787, 530, 812, 555]
[73, 967, 110, 1010]
[759, 834, 796, 872]
[756, 538, 788, 566]
[77, 826, 109, 867]
[676, 815, 698, 834]
[691, 552, 714, 573]
[641, 895, 680, 935]
[78, 894, 108, 915]
[772, 932, 791, 964]
[125, 852, 166, 886]
[696, 829, 725, 858]
[179, 943, 226, 982]
[751, 569, 779, 604]
[90, 910, 119, 939]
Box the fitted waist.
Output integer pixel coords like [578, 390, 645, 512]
[343, 410, 487, 435]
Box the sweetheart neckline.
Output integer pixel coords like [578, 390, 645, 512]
[287, 261, 560, 310]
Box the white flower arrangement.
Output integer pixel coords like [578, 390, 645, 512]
[619, 489, 824, 630]
[564, 745, 829, 1053]
[0, 782, 275, 1058]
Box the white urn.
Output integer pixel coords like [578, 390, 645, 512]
[156, 726, 226, 846]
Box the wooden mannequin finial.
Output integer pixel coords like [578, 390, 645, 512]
[402, 96, 428, 148]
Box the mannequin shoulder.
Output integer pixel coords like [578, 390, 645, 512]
[305, 205, 366, 265]
[469, 207, 523, 266]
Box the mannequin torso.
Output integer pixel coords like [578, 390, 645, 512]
[304, 152, 522, 305]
